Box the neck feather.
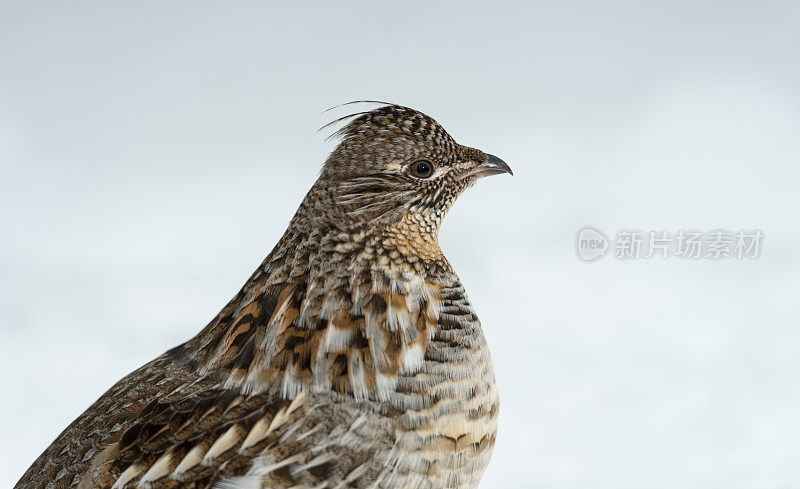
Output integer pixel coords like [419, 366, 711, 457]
[184, 184, 455, 402]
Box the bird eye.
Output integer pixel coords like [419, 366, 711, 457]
[409, 160, 434, 179]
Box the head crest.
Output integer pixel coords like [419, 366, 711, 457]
[319, 102, 454, 150]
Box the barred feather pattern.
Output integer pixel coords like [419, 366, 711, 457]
[14, 104, 503, 489]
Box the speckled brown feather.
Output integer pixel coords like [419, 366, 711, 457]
[15, 104, 506, 489]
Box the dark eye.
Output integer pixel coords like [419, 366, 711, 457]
[409, 160, 434, 179]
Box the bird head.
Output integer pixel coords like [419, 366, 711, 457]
[319, 104, 512, 237]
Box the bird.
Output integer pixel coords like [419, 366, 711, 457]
[15, 103, 512, 489]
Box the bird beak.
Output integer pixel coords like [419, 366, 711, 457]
[470, 154, 513, 179]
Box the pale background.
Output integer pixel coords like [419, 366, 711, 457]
[2, 2, 799, 488]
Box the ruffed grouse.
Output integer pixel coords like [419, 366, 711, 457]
[15, 104, 512, 489]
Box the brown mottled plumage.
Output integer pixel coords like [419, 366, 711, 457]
[15, 104, 512, 489]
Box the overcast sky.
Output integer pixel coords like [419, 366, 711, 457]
[1, 2, 799, 488]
